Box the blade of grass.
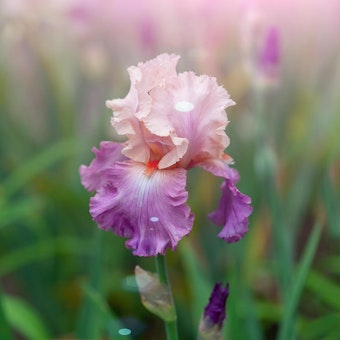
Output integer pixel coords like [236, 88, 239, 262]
[305, 270, 340, 310]
[2, 138, 79, 198]
[0, 197, 42, 229]
[226, 240, 264, 340]
[2, 294, 50, 339]
[179, 239, 212, 333]
[320, 255, 340, 275]
[0, 237, 92, 277]
[80, 282, 132, 340]
[277, 221, 322, 340]
[0, 287, 13, 340]
[284, 164, 317, 238]
[242, 289, 264, 340]
[76, 229, 107, 339]
[225, 269, 248, 340]
[76, 231, 133, 339]
[298, 314, 340, 339]
[321, 172, 340, 238]
[256, 153, 293, 296]
[255, 300, 282, 323]
[267, 179, 293, 295]
[253, 86, 294, 295]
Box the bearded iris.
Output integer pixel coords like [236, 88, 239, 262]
[80, 53, 252, 256]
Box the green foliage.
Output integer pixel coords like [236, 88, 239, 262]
[2, 295, 50, 339]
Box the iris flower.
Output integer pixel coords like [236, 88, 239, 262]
[80, 53, 252, 256]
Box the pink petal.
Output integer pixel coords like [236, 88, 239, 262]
[134, 53, 180, 108]
[199, 159, 253, 243]
[107, 87, 151, 164]
[106, 54, 180, 164]
[145, 71, 235, 169]
[89, 161, 194, 256]
[79, 141, 126, 192]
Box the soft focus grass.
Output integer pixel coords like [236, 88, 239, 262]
[1, 3, 340, 339]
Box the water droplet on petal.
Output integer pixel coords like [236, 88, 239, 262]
[150, 216, 159, 222]
[174, 101, 194, 112]
[118, 328, 132, 336]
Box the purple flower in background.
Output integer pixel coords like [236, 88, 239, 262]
[258, 26, 280, 84]
[199, 283, 229, 339]
[79, 54, 252, 257]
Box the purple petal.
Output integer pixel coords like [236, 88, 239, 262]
[89, 161, 194, 256]
[203, 282, 229, 328]
[209, 178, 252, 242]
[79, 141, 126, 192]
[199, 159, 253, 243]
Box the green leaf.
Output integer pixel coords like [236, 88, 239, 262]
[277, 221, 322, 340]
[0, 237, 91, 277]
[299, 314, 340, 339]
[0, 197, 42, 229]
[320, 255, 340, 275]
[255, 301, 282, 322]
[179, 239, 212, 326]
[2, 138, 79, 198]
[321, 173, 340, 238]
[78, 283, 132, 340]
[76, 231, 132, 340]
[0, 290, 13, 340]
[3, 295, 50, 339]
[306, 270, 340, 310]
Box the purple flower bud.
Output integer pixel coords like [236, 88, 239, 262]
[199, 283, 229, 339]
[204, 283, 229, 327]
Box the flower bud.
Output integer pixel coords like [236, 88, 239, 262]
[134, 266, 176, 322]
[198, 283, 229, 340]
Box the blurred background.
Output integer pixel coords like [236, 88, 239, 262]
[1, 0, 340, 339]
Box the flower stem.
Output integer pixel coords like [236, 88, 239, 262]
[155, 255, 178, 340]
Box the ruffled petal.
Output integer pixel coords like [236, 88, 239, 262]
[134, 53, 180, 110]
[145, 71, 235, 168]
[106, 55, 234, 170]
[210, 177, 252, 242]
[106, 54, 180, 164]
[107, 86, 151, 164]
[199, 159, 253, 243]
[79, 141, 126, 192]
[89, 161, 194, 256]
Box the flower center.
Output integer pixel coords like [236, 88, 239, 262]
[146, 160, 159, 169]
[144, 159, 160, 176]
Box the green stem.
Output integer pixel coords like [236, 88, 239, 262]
[155, 255, 178, 340]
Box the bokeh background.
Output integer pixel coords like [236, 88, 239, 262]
[1, 0, 340, 339]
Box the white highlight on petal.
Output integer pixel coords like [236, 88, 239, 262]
[150, 216, 159, 222]
[174, 101, 194, 112]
